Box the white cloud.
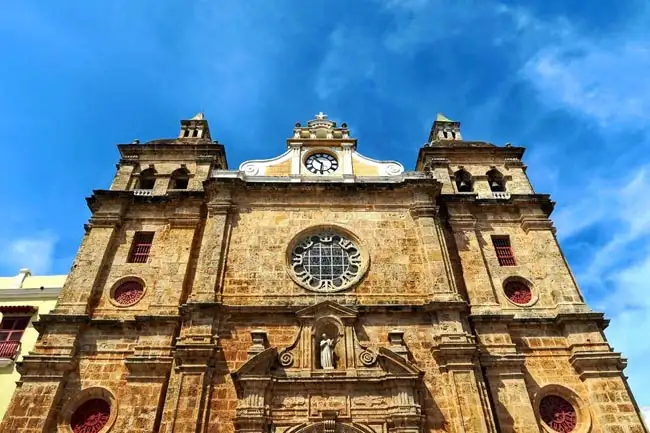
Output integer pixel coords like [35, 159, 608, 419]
[0, 233, 58, 275]
[523, 42, 650, 128]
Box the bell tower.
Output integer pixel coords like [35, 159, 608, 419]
[428, 113, 462, 142]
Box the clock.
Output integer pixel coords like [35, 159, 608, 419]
[305, 153, 338, 174]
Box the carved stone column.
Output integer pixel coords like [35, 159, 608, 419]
[158, 329, 219, 433]
[189, 190, 232, 303]
[432, 312, 496, 433]
[447, 210, 500, 311]
[409, 197, 460, 301]
[472, 320, 540, 432]
[386, 379, 422, 433]
[481, 355, 540, 433]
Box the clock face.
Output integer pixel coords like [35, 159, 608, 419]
[305, 153, 338, 174]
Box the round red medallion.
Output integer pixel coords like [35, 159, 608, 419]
[113, 280, 144, 306]
[540, 395, 577, 432]
[71, 398, 110, 433]
[504, 281, 532, 305]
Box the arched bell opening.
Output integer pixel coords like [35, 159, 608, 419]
[137, 167, 156, 190]
[487, 168, 506, 192]
[169, 167, 190, 189]
[454, 168, 473, 192]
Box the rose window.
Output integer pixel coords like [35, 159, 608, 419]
[540, 395, 577, 432]
[113, 280, 144, 306]
[504, 281, 532, 305]
[71, 398, 111, 433]
[290, 232, 363, 292]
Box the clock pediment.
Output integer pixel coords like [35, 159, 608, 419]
[234, 113, 404, 181]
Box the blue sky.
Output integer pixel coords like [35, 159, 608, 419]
[1, 0, 649, 417]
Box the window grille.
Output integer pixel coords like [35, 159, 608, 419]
[0, 316, 30, 359]
[127, 232, 154, 263]
[492, 236, 516, 266]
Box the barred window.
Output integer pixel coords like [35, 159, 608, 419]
[127, 232, 154, 263]
[492, 236, 516, 266]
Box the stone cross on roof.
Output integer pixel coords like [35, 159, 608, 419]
[315, 112, 328, 120]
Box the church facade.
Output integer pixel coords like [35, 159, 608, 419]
[1, 113, 646, 433]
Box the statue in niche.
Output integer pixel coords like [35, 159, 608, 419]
[319, 333, 337, 369]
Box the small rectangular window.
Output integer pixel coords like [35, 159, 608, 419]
[0, 316, 30, 342]
[127, 231, 154, 263]
[492, 236, 516, 266]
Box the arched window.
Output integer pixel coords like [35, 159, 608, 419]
[487, 168, 505, 192]
[454, 169, 473, 192]
[138, 168, 156, 190]
[169, 168, 189, 190]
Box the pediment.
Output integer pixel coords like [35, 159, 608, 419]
[377, 347, 423, 377]
[231, 347, 278, 379]
[296, 301, 358, 320]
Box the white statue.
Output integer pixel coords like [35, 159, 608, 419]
[320, 333, 337, 369]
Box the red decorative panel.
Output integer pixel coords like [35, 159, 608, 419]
[504, 281, 532, 305]
[127, 232, 154, 263]
[0, 341, 20, 359]
[540, 395, 577, 432]
[113, 281, 144, 305]
[492, 236, 516, 266]
[71, 398, 110, 433]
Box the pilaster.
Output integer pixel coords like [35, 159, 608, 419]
[57, 206, 125, 315]
[432, 318, 496, 433]
[189, 190, 232, 303]
[447, 213, 500, 310]
[159, 309, 220, 433]
[409, 198, 460, 301]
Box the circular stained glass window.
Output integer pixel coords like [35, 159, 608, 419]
[71, 398, 111, 433]
[113, 280, 144, 306]
[540, 395, 577, 432]
[290, 232, 363, 292]
[504, 281, 532, 305]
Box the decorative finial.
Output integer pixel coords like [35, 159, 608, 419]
[191, 112, 204, 120]
[315, 112, 327, 120]
[132, 139, 140, 144]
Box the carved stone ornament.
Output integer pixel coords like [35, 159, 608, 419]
[231, 301, 424, 433]
[287, 227, 369, 293]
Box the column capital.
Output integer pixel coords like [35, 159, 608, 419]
[409, 204, 438, 219]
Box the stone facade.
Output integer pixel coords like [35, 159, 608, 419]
[1, 113, 646, 433]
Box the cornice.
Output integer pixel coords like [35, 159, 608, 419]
[219, 301, 467, 315]
[470, 311, 608, 328]
[0, 287, 61, 300]
[440, 193, 555, 216]
[205, 173, 441, 192]
[416, 144, 526, 169]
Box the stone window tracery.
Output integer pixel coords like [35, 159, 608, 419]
[539, 395, 577, 432]
[504, 280, 532, 305]
[70, 398, 111, 433]
[289, 230, 366, 293]
[112, 280, 144, 306]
